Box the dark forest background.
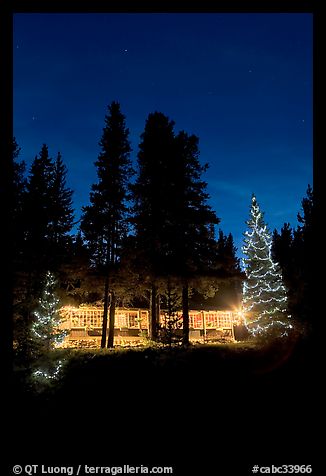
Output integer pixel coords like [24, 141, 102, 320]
[8, 101, 314, 352]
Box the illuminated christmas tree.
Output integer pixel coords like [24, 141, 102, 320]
[242, 194, 291, 337]
[31, 271, 67, 354]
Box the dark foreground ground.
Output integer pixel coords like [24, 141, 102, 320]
[7, 336, 318, 475]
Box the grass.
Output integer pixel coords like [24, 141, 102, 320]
[10, 334, 316, 471]
[14, 335, 312, 399]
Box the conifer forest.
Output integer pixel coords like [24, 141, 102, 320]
[4, 10, 317, 476]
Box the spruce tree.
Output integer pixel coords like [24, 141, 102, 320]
[80, 101, 133, 348]
[242, 194, 290, 337]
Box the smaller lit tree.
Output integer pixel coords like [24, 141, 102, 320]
[31, 271, 67, 355]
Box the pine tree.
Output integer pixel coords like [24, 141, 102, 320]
[242, 194, 290, 337]
[131, 117, 220, 345]
[131, 112, 176, 340]
[172, 130, 220, 345]
[80, 101, 133, 348]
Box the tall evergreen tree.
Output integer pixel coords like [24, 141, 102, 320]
[24, 144, 74, 275]
[14, 144, 74, 357]
[132, 115, 220, 345]
[131, 112, 176, 340]
[48, 151, 74, 260]
[24, 144, 55, 281]
[80, 101, 133, 348]
[172, 130, 220, 345]
[242, 194, 290, 337]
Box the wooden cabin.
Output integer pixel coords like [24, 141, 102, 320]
[59, 305, 239, 347]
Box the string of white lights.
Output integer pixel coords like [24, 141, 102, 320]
[31, 271, 67, 349]
[242, 195, 290, 336]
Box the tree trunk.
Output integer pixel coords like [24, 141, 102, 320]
[182, 282, 190, 346]
[107, 291, 116, 348]
[149, 283, 158, 341]
[101, 274, 110, 348]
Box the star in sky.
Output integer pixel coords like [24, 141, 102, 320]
[13, 13, 313, 258]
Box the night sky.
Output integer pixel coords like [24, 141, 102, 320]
[13, 13, 313, 258]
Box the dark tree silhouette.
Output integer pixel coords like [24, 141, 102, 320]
[215, 230, 243, 306]
[24, 144, 55, 279]
[216, 230, 241, 272]
[5, 138, 23, 363]
[294, 185, 314, 330]
[131, 112, 176, 340]
[24, 145, 74, 277]
[80, 101, 133, 348]
[12, 137, 27, 268]
[272, 223, 295, 312]
[172, 130, 220, 345]
[14, 144, 74, 356]
[132, 115, 220, 345]
[272, 185, 314, 332]
[48, 152, 74, 260]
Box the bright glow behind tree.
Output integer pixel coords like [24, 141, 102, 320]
[242, 194, 291, 336]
